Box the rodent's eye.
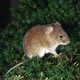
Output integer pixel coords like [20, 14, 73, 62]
[59, 35, 63, 39]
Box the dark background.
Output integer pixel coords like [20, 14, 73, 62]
[0, 0, 19, 29]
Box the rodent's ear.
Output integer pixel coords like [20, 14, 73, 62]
[45, 26, 53, 34]
[55, 21, 61, 25]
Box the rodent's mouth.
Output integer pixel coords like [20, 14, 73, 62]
[60, 40, 70, 45]
[64, 40, 70, 45]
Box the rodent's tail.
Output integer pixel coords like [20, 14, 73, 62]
[4, 62, 23, 77]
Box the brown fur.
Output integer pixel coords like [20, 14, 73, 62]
[23, 22, 70, 58]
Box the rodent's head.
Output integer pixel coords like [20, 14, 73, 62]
[45, 22, 70, 45]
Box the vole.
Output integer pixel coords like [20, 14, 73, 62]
[23, 21, 70, 58]
[5, 22, 70, 76]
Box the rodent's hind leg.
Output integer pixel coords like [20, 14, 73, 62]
[38, 48, 46, 58]
[28, 55, 33, 59]
[27, 53, 33, 59]
[38, 52, 45, 58]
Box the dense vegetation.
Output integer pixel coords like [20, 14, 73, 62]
[0, 0, 80, 80]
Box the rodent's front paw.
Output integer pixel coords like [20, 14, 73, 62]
[59, 53, 62, 56]
[53, 53, 63, 58]
[53, 53, 59, 58]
